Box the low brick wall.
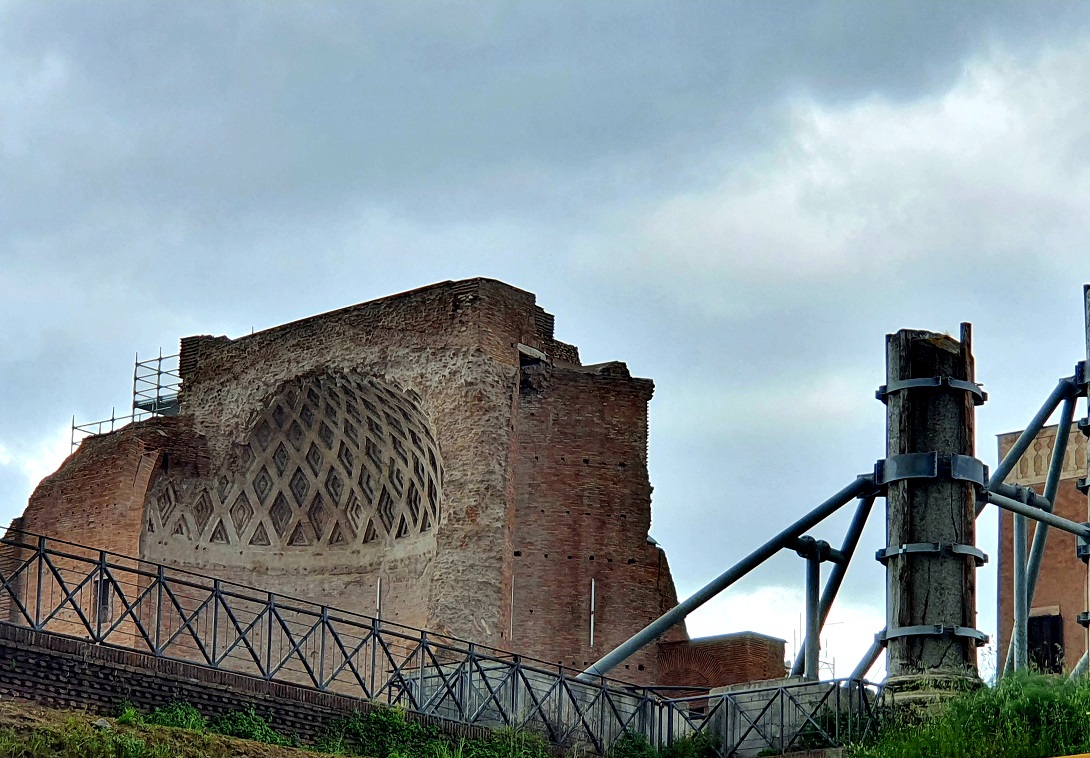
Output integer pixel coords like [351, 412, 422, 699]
[0, 623, 493, 745]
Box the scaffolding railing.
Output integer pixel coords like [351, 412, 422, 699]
[70, 350, 180, 449]
[70, 409, 156, 449]
[0, 528, 882, 755]
[132, 350, 181, 416]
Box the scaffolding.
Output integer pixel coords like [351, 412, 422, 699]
[70, 350, 180, 449]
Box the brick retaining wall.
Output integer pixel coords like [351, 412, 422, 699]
[0, 623, 493, 745]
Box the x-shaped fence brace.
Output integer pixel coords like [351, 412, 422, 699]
[0, 530, 882, 755]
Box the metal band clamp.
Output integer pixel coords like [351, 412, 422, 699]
[876, 376, 987, 406]
[876, 542, 987, 567]
[1078, 417, 1090, 439]
[1077, 532, 1090, 564]
[880, 625, 989, 647]
[1077, 477, 1090, 496]
[1079, 612, 1090, 629]
[1076, 361, 1088, 397]
[874, 453, 988, 488]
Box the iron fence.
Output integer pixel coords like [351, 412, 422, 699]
[0, 528, 884, 755]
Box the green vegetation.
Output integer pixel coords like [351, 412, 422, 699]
[604, 732, 718, 758]
[0, 713, 191, 758]
[118, 700, 297, 747]
[850, 672, 1090, 758]
[315, 708, 553, 758]
[0, 698, 561, 758]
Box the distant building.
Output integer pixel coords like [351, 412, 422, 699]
[997, 424, 1089, 672]
[3, 278, 784, 688]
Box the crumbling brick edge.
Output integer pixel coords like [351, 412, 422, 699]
[0, 623, 494, 746]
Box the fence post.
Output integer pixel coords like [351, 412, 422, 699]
[883, 325, 982, 693]
[265, 592, 275, 679]
[319, 606, 329, 690]
[211, 580, 221, 666]
[154, 564, 164, 655]
[95, 550, 107, 642]
[34, 536, 45, 630]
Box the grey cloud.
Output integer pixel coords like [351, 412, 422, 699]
[4, 1, 1087, 233]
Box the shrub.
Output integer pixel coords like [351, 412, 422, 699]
[209, 706, 294, 746]
[607, 732, 657, 758]
[850, 672, 1090, 758]
[320, 707, 443, 758]
[141, 701, 206, 732]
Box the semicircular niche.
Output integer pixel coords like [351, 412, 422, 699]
[146, 371, 442, 553]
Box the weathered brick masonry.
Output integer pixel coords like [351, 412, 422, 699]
[7, 279, 785, 689]
[0, 624, 492, 745]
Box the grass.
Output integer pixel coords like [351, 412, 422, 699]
[849, 672, 1090, 758]
[0, 698, 561, 758]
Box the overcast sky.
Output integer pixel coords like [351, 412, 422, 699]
[3, 1, 1090, 681]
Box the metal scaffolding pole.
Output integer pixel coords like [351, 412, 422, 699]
[982, 491, 1090, 540]
[1001, 395, 1076, 676]
[850, 633, 885, 682]
[789, 495, 876, 677]
[1080, 284, 1090, 678]
[578, 475, 873, 681]
[1012, 513, 1028, 672]
[1071, 651, 1089, 680]
[805, 548, 822, 680]
[977, 378, 1079, 517]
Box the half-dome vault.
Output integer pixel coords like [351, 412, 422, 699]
[140, 370, 443, 628]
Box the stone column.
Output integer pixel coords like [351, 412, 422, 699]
[883, 326, 980, 691]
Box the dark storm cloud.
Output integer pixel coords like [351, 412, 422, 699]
[3, 0, 1087, 233]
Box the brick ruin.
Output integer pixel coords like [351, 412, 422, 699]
[997, 424, 1089, 673]
[6, 278, 785, 688]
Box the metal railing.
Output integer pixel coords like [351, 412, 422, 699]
[71, 409, 157, 449]
[662, 678, 885, 755]
[0, 528, 884, 755]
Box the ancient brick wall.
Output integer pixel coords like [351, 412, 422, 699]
[657, 634, 786, 689]
[12, 278, 773, 690]
[16, 418, 204, 561]
[161, 279, 566, 644]
[510, 360, 685, 681]
[997, 424, 1089, 671]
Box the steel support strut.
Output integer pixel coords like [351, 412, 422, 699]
[977, 378, 1080, 517]
[805, 547, 822, 680]
[850, 633, 885, 681]
[578, 475, 874, 681]
[789, 495, 876, 677]
[1012, 513, 1028, 671]
[1000, 395, 1076, 676]
[1083, 285, 1090, 679]
[981, 491, 1090, 540]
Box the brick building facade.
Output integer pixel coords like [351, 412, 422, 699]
[997, 423, 1089, 672]
[5, 279, 784, 688]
